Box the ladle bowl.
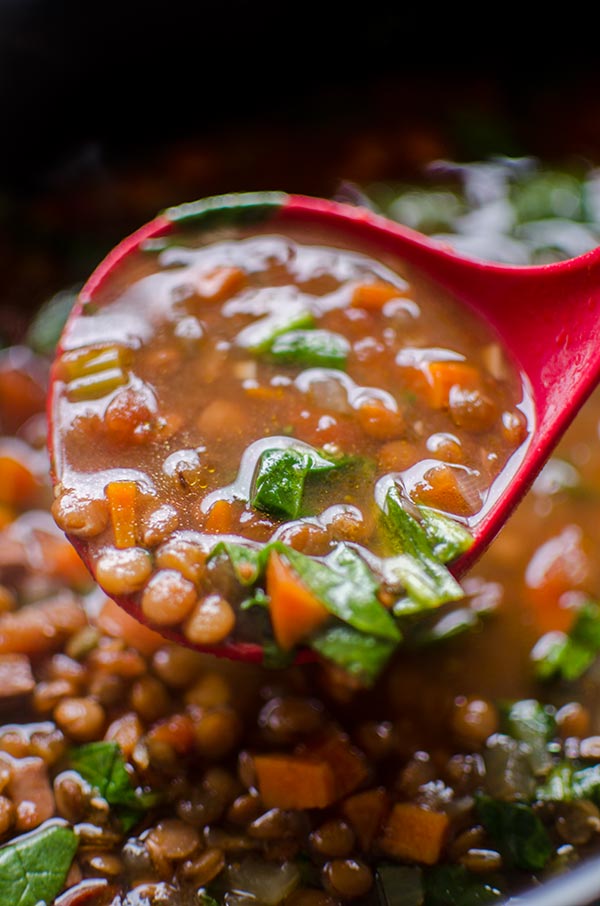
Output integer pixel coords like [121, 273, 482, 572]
[47, 192, 600, 661]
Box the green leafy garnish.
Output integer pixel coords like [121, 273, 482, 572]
[538, 761, 600, 804]
[71, 741, 159, 830]
[26, 288, 79, 355]
[501, 699, 555, 774]
[252, 447, 337, 519]
[310, 624, 397, 685]
[375, 864, 424, 906]
[532, 600, 600, 681]
[236, 304, 315, 353]
[382, 488, 464, 611]
[282, 543, 400, 641]
[262, 640, 296, 669]
[209, 541, 266, 586]
[476, 795, 553, 871]
[423, 864, 502, 905]
[417, 505, 474, 564]
[0, 823, 78, 906]
[269, 328, 350, 369]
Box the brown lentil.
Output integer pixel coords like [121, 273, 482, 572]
[310, 820, 356, 859]
[191, 706, 241, 759]
[183, 671, 232, 709]
[95, 547, 152, 595]
[179, 847, 225, 886]
[0, 795, 14, 835]
[51, 493, 109, 539]
[152, 646, 204, 688]
[322, 859, 373, 899]
[183, 594, 236, 646]
[450, 696, 499, 746]
[130, 675, 171, 722]
[459, 848, 503, 873]
[147, 819, 201, 860]
[556, 703, 591, 740]
[141, 569, 197, 626]
[155, 539, 207, 584]
[54, 697, 106, 742]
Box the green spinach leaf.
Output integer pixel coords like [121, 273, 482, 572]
[252, 447, 336, 519]
[310, 623, 397, 685]
[282, 543, 400, 641]
[236, 304, 315, 352]
[423, 864, 502, 905]
[0, 823, 78, 906]
[71, 741, 159, 830]
[209, 541, 267, 586]
[476, 795, 553, 871]
[417, 505, 473, 563]
[269, 328, 350, 369]
[533, 600, 600, 682]
[382, 488, 464, 612]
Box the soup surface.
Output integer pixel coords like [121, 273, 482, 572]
[49, 217, 529, 676]
[1, 164, 600, 906]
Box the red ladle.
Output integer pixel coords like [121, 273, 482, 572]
[48, 192, 600, 661]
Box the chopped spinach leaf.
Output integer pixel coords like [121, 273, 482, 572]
[209, 541, 267, 586]
[310, 623, 397, 685]
[417, 505, 474, 563]
[0, 823, 78, 906]
[262, 639, 296, 669]
[532, 600, 600, 682]
[282, 543, 400, 641]
[236, 304, 315, 353]
[382, 488, 464, 611]
[476, 795, 553, 871]
[26, 288, 79, 355]
[376, 864, 424, 906]
[269, 328, 350, 369]
[71, 741, 159, 830]
[240, 588, 270, 610]
[252, 447, 336, 519]
[423, 864, 502, 906]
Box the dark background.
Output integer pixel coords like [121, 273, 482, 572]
[1, 2, 600, 336]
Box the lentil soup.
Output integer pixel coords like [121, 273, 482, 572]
[2, 168, 600, 905]
[49, 196, 530, 675]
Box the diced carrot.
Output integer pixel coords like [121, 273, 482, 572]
[0, 594, 87, 656]
[0, 451, 39, 507]
[412, 464, 480, 518]
[97, 597, 165, 656]
[356, 399, 405, 441]
[422, 361, 481, 409]
[352, 282, 408, 310]
[380, 802, 449, 864]
[0, 504, 15, 530]
[253, 753, 337, 809]
[303, 727, 369, 798]
[266, 551, 329, 651]
[106, 480, 138, 549]
[204, 498, 236, 535]
[46, 537, 93, 590]
[525, 528, 588, 634]
[341, 787, 390, 851]
[244, 384, 285, 402]
[196, 266, 246, 302]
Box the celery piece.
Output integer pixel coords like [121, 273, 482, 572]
[66, 367, 128, 401]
